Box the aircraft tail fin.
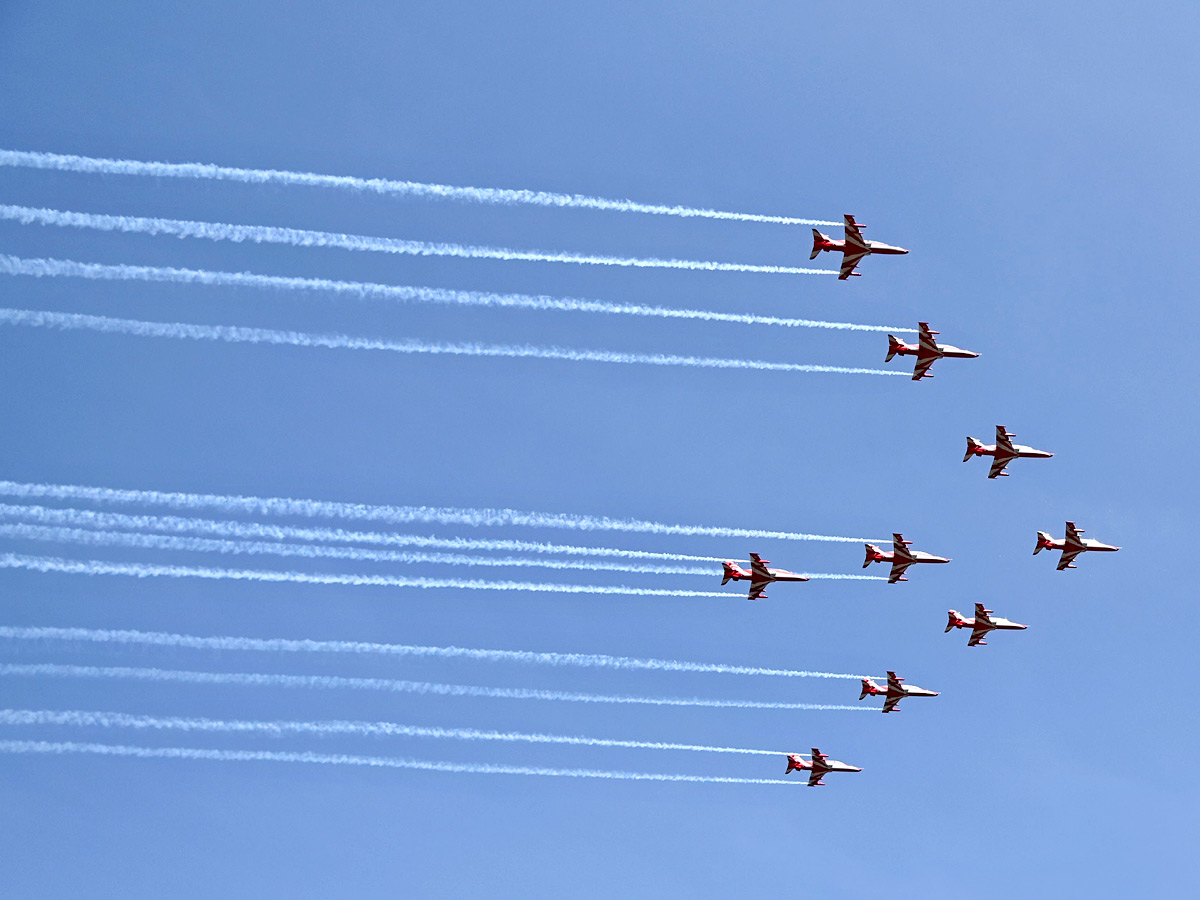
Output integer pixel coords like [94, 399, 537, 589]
[721, 562, 737, 585]
[863, 543, 881, 569]
[810, 229, 828, 261]
[885, 335, 904, 362]
[945, 610, 962, 633]
[964, 436, 983, 462]
[859, 678, 878, 700]
[1034, 532, 1053, 555]
[785, 754, 803, 774]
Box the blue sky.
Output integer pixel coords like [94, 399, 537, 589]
[1, 1, 1198, 896]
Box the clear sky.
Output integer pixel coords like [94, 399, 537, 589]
[1, 1, 1197, 896]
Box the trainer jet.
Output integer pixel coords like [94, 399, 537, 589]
[785, 748, 863, 787]
[810, 214, 908, 280]
[721, 552, 809, 601]
[1035, 521, 1121, 571]
[859, 671, 940, 714]
[946, 603, 1027, 646]
[965, 426, 1054, 478]
[886, 322, 979, 380]
[864, 533, 951, 583]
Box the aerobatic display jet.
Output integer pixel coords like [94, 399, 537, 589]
[863, 533, 951, 583]
[965, 426, 1054, 478]
[1034, 521, 1121, 571]
[785, 749, 863, 787]
[721, 552, 809, 601]
[810, 214, 908, 280]
[886, 322, 980, 380]
[946, 603, 1027, 646]
[859, 671, 940, 713]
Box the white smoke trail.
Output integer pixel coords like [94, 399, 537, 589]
[0, 148, 839, 227]
[0, 308, 902, 377]
[0, 626, 865, 680]
[0, 663, 868, 710]
[0, 520, 883, 582]
[0, 739, 802, 785]
[0, 255, 909, 332]
[0, 520, 714, 577]
[0, 709, 785, 756]
[0, 552, 733, 597]
[0, 205, 835, 275]
[0, 480, 880, 543]
[0, 502, 729, 564]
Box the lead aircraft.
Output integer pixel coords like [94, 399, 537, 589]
[965, 425, 1054, 478]
[810, 214, 908, 280]
[863, 533, 951, 583]
[1034, 521, 1120, 570]
[859, 670, 940, 713]
[886, 322, 980, 380]
[721, 552, 809, 601]
[785, 748, 863, 786]
[946, 603, 1027, 646]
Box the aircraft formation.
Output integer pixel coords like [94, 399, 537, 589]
[740, 215, 1120, 784]
[0, 154, 1125, 792]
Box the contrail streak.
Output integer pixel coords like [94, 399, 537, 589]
[0, 205, 835, 275]
[0, 520, 882, 582]
[0, 502, 729, 564]
[0, 148, 839, 227]
[0, 254, 910, 332]
[0, 521, 715, 577]
[0, 663, 869, 710]
[0, 740, 801, 785]
[0, 709, 785, 756]
[0, 308, 901, 377]
[0, 552, 734, 597]
[0, 626, 865, 680]
[0, 480, 880, 543]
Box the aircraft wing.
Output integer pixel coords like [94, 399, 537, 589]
[1057, 549, 1081, 571]
[843, 215, 868, 249]
[967, 626, 989, 646]
[912, 355, 936, 380]
[988, 456, 1012, 479]
[746, 582, 768, 601]
[996, 426, 1016, 453]
[888, 560, 913, 583]
[838, 251, 867, 280]
[882, 695, 901, 714]
[807, 769, 825, 787]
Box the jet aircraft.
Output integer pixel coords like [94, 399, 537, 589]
[946, 603, 1027, 646]
[721, 552, 809, 601]
[810, 214, 908, 280]
[859, 670, 940, 714]
[965, 426, 1054, 478]
[863, 533, 951, 583]
[1034, 521, 1120, 570]
[886, 322, 980, 380]
[785, 748, 863, 787]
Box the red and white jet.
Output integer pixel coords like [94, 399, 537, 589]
[965, 425, 1054, 478]
[886, 322, 980, 380]
[1034, 521, 1121, 571]
[785, 748, 863, 787]
[810, 214, 908, 280]
[946, 603, 1027, 646]
[721, 552, 809, 601]
[863, 533, 951, 583]
[859, 670, 940, 714]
